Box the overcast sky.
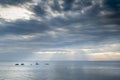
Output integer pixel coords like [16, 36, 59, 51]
[0, 0, 120, 61]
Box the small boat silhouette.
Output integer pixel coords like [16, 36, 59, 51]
[45, 63, 49, 65]
[15, 64, 19, 65]
[21, 63, 24, 65]
[35, 62, 39, 65]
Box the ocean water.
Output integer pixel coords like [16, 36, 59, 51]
[0, 61, 120, 80]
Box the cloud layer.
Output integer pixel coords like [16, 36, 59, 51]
[0, 0, 120, 60]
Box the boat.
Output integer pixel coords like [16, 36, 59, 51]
[15, 64, 19, 65]
[35, 62, 39, 65]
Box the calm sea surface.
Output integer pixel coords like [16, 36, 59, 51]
[0, 61, 120, 80]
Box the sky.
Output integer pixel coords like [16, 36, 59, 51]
[0, 0, 120, 61]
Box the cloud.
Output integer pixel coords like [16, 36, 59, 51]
[0, 0, 120, 60]
[88, 52, 120, 60]
[0, 5, 34, 22]
[0, 0, 32, 6]
[0, 20, 51, 35]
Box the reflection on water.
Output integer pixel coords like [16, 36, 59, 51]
[0, 61, 120, 80]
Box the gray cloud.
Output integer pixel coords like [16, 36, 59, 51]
[0, 0, 32, 6]
[0, 20, 51, 35]
[0, 0, 120, 60]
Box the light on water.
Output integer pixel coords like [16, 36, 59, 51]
[0, 61, 120, 80]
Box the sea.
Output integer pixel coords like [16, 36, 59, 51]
[0, 61, 120, 80]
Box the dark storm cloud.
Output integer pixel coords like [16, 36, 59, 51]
[103, 0, 120, 11]
[33, 5, 46, 16]
[0, 20, 51, 35]
[51, 0, 61, 12]
[32, 0, 93, 16]
[63, 0, 75, 11]
[101, 0, 120, 19]
[38, 0, 120, 46]
[0, 0, 32, 5]
[0, 0, 119, 41]
[0, 0, 119, 43]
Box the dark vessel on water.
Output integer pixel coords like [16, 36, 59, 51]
[15, 64, 19, 65]
[21, 63, 24, 65]
[35, 62, 39, 65]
